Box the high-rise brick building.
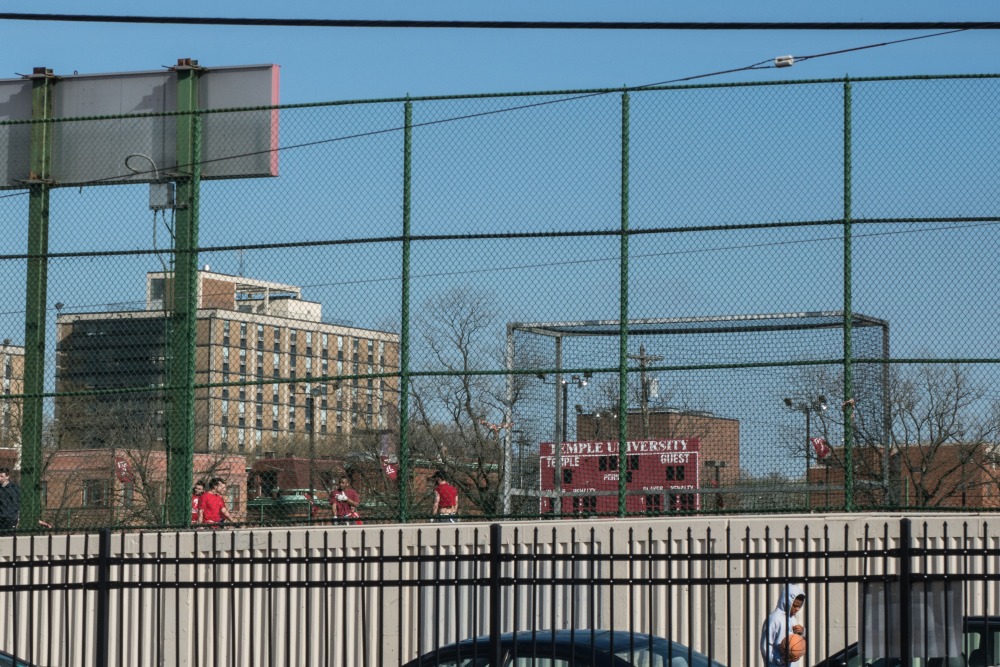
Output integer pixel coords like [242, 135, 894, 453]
[0, 339, 24, 465]
[55, 270, 399, 454]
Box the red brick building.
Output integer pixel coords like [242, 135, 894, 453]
[42, 449, 248, 528]
[807, 443, 1000, 509]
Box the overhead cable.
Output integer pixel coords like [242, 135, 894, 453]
[0, 14, 999, 31]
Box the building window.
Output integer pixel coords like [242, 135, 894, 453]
[83, 480, 110, 507]
[227, 485, 241, 512]
[122, 483, 135, 507]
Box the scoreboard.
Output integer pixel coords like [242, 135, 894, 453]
[539, 439, 701, 514]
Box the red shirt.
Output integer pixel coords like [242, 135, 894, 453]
[435, 482, 458, 509]
[330, 488, 360, 517]
[200, 492, 227, 524]
[191, 494, 201, 523]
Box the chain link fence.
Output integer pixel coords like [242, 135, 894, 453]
[0, 74, 998, 529]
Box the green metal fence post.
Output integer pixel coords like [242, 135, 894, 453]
[167, 60, 203, 527]
[398, 100, 413, 522]
[618, 90, 630, 517]
[19, 67, 57, 531]
[842, 78, 855, 512]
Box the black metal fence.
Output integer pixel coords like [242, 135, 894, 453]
[0, 514, 998, 666]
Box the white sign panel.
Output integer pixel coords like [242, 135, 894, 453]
[0, 63, 279, 189]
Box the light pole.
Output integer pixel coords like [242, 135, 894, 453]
[561, 375, 588, 444]
[628, 345, 663, 438]
[704, 460, 727, 510]
[304, 385, 328, 501]
[537, 372, 589, 515]
[784, 395, 827, 474]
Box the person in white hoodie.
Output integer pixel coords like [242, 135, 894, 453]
[760, 583, 807, 667]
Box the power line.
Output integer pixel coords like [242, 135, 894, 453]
[1, 14, 999, 30]
[3, 218, 994, 318]
[0, 21, 982, 198]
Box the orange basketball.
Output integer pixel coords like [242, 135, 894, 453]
[781, 634, 807, 663]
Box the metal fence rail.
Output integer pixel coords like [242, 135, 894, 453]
[0, 515, 999, 666]
[0, 74, 999, 528]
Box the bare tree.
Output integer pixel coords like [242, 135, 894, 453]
[48, 395, 238, 528]
[407, 287, 532, 518]
[795, 362, 1000, 508]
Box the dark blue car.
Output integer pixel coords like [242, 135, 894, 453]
[402, 629, 727, 667]
[0, 650, 32, 667]
[813, 616, 1000, 667]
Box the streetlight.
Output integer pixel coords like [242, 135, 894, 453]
[303, 384, 328, 501]
[704, 460, 727, 510]
[783, 395, 827, 474]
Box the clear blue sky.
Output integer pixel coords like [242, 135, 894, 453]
[1, 3, 997, 477]
[0, 2, 995, 101]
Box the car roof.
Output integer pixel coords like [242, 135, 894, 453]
[406, 630, 726, 667]
[450, 629, 679, 650]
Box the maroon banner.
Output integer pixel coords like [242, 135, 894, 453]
[811, 437, 831, 459]
[114, 457, 134, 484]
[380, 455, 399, 481]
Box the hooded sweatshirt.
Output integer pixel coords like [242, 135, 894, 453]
[760, 583, 806, 667]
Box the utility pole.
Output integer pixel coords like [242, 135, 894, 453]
[628, 345, 663, 438]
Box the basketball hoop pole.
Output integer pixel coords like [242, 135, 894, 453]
[166, 58, 204, 527]
[19, 67, 57, 532]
